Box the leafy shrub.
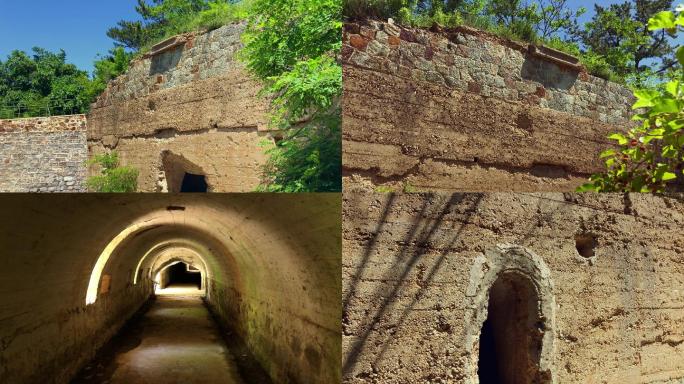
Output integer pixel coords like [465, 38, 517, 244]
[194, 0, 252, 30]
[581, 51, 619, 81]
[578, 9, 684, 192]
[344, 0, 408, 20]
[243, 0, 342, 192]
[87, 152, 139, 192]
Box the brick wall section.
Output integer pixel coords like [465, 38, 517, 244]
[342, 191, 684, 383]
[342, 20, 635, 192]
[0, 115, 87, 192]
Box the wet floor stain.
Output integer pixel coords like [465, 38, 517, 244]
[71, 286, 267, 384]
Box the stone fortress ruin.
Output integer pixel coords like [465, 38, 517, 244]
[342, 191, 684, 383]
[0, 22, 273, 193]
[342, 20, 635, 192]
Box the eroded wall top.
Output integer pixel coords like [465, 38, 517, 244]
[88, 22, 269, 140]
[342, 20, 635, 192]
[344, 20, 634, 123]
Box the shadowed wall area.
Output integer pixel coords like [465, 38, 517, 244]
[0, 194, 341, 384]
[342, 190, 684, 383]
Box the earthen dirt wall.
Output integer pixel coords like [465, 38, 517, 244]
[342, 190, 684, 383]
[87, 23, 271, 192]
[342, 21, 635, 192]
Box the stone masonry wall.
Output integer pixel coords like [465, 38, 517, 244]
[0, 115, 87, 192]
[342, 190, 684, 383]
[342, 20, 635, 192]
[87, 22, 271, 192]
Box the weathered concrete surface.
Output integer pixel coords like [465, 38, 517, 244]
[342, 20, 634, 192]
[0, 115, 87, 192]
[0, 194, 341, 384]
[87, 23, 272, 192]
[72, 294, 248, 384]
[342, 190, 684, 383]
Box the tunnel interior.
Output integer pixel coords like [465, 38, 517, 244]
[157, 262, 202, 290]
[0, 195, 341, 384]
[478, 272, 544, 384]
[180, 173, 208, 192]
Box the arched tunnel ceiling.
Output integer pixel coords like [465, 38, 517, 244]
[0, 194, 341, 329]
[136, 241, 210, 284]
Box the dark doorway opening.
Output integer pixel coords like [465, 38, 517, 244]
[180, 173, 208, 192]
[163, 262, 201, 289]
[478, 273, 545, 384]
[161, 151, 209, 193]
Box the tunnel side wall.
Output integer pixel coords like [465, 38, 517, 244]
[0, 277, 152, 384]
[0, 115, 87, 192]
[342, 191, 684, 383]
[87, 23, 271, 192]
[342, 20, 634, 192]
[204, 196, 342, 384]
[0, 195, 341, 384]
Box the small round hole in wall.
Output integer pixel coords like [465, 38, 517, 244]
[574, 234, 597, 258]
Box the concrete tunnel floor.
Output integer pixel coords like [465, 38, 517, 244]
[71, 284, 272, 384]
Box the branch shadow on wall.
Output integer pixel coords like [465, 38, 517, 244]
[342, 193, 483, 378]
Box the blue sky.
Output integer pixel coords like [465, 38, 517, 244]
[0, 0, 141, 74]
[0, 0, 678, 75]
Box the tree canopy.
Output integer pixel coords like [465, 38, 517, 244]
[0, 48, 97, 118]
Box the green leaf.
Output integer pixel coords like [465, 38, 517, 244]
[677, 46, 684, 66]
[608, 133, 628, 145]
[648, 11, 676, 31]
[632, 89, 658, 109]
[662, 172, 677, 181]
[600, 149, 616, 158]
[666, 80, 680, 96]
[651, 97, 681, 114]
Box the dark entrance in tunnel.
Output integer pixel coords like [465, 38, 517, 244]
[180, 173, 208, 192]
[162, 262, 201, 289]
[477, 273, 545, 384]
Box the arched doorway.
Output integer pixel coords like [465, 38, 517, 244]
[155, 261, 204, 295]
[478, 272, 545, 384]
[160, 151, 208, 193]
[463, 244, 555, 384]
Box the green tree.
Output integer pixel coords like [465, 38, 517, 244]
[579, 7, 684, 192]
[0, 48, 93, 118]
[87, 152, 139, 192]
[107, 0, 249, 51]
[243, 0, 342, 192]
[94, 47, 133, 84]
[574, 0, 674, 83]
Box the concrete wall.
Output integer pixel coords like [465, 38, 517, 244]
[0, 115, 87, 192]
[0, 194, 341, 384]
[342, 190, 684, 383]
[87, 23, 272, 192]
[342, 20, 634, 192]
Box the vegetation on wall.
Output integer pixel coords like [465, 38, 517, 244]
[107, 0, 252, 52]
[107, 0, 342, 192]
[579, 6, 684, 192]
[86, 152, 139, 192]
[242, 0, 342, 192]
[344, 0, 674, 85]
